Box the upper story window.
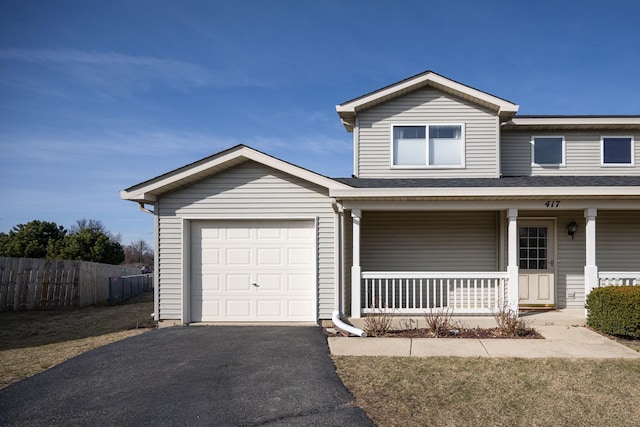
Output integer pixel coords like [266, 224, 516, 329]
[532, 136, 565, 166]
[601, 136, 634, 166]
[392, 124, 464, 168]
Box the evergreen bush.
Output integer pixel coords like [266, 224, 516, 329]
[586, 286, 640, 338]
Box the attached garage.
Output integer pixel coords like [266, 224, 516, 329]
[190, 219, 317, 322]
[121, 145, 349, 325]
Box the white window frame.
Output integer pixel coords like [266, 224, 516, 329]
[600, 136, 635, 167]
[531, 136, 566, 167]
[390, 123, 465, 169]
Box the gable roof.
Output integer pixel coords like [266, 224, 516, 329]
[121, 145, 351, 204]
[336, 70, 519, 132]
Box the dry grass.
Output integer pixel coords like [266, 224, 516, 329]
[334, 356, 640, 427]
[0, 292, 155, 389]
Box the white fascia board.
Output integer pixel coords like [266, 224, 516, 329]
[121, 146, 351, 202]
[330, 186, 640, 198]
[336, 72, 519, 115]
[119, 190, 157, 203]
[509, 117, 640, 126]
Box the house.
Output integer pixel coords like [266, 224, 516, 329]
[121, 70, 640, 325]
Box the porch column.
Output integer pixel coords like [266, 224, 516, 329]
[351, 209, 362, 318]
[584, 208, 598, 299]
[507, 208, 519, 313]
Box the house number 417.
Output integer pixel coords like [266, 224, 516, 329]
[545, 200, 560, 208]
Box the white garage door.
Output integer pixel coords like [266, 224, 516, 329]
[190, 220, 316, 322]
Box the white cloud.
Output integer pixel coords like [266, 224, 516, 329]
[0, 48, 210, 89]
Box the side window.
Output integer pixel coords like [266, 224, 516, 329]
[602, 137, 634, 166]
[532, 136, 565, 166]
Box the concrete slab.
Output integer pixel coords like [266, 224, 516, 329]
[480, 339, 573, 358]
[329, 326, 640, 359]
[410, 339, 489, 358]
[328, 337, 411, 356]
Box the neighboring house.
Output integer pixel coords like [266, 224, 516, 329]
[121, 70, 640, 325]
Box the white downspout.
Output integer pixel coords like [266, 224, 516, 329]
[332, 310, 367, 337]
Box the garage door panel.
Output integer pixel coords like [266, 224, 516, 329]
[226, 274, 252, 291]
[191, 220, 316, 322]
[257, 227, 282, 240]
[200, 275, 221, 292]
[257, 248, 282, 266]
[226, 300, 251, 318]
[288, 248, 313, 265]
[289, 300, 314, 317]
[288, 274, 314, 291]
[288, 227, 314, 240]
[201, 249, 220, 266]
[256, 274, 283, 291]
[256, 300, 283, 318]
[227, 228, 251, 240]
[226, 248, 251, 265]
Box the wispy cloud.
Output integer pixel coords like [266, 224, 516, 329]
[0, 125, 352, 178]
[0, 48, 280, 93]
[0, 48, 219, 99]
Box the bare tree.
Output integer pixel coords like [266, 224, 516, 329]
[124, 239, 154, 267]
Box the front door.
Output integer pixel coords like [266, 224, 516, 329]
[518, 220, 556, 307]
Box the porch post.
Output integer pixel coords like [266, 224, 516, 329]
[584, 208, 598, 300]
[351, 209, 362, 318]
[507, 208, 519, 313]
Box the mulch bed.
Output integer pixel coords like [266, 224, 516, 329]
[326, 327, 543, 339]
[383, 327, 543, 339]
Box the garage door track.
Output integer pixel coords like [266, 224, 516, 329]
[0, 326, 373, 426]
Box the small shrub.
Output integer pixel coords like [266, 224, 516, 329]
[423, 308, 455, 338]
[363, 304, 393, 337]
[491, 304, 532, 338]
[586, 286, 640, 338]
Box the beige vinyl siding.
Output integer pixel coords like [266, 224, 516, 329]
[501, 131, 640, 176]
[597, 210, 640, 271]
[360, 211, 498, 272]
[156, 161, 337, 321]
[356, 87, 500, 178]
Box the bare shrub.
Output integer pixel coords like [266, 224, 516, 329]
[363, 304, 394, 337]
[491, 304, 534, 338]
[400, 318, 419, 331]
[423, 308, 455, 338]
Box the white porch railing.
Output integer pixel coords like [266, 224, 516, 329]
[361, 272, 509, 315]
[598, 271, 640, 286]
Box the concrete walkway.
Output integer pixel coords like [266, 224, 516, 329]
[331, 310, 640, 359]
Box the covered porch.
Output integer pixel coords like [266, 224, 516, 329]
[337, 199, 640, 318]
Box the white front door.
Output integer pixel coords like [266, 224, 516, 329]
[518, 220, 556, 307]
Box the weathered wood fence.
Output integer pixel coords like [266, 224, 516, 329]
[0, 257, 141, 311]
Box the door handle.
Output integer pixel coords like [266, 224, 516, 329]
[549, 259, 555, 267]
[251, 283, 260, 288]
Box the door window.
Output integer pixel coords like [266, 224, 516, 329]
[519, 226, 548, 270]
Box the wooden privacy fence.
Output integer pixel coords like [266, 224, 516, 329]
[0, 257, 140, 311]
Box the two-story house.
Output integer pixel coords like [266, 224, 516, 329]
[121, 70, 640, 325]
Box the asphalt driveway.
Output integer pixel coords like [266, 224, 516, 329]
[0, 326, 373, 426]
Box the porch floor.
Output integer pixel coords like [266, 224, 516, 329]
[349, 308, 586, 330]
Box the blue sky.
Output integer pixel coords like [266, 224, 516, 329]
[1, 1, 639, 247]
